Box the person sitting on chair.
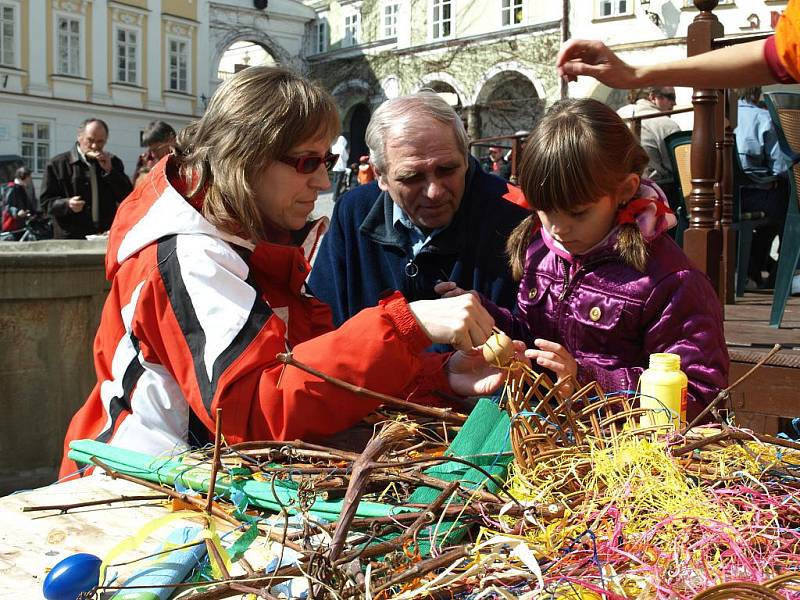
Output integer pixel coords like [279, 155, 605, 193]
[735, 86, 790, 289]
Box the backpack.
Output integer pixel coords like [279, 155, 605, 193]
[1, 182, 18, 232]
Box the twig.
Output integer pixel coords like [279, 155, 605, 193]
[682, 343, 781, 435]
[206, 407, 223, 515]
[22, 494, 168, 513]
[229, 582, 280, 600]
[230, 439, 361, 462]
[334, 481, 459, 566]
[206, 535, 231, 580]
[328, 422, 413, 562]
[672, 427, 800, 457]
[89, 457, 304, 553]
[276, 352, 467, 424]
[371, 545, 471, 595]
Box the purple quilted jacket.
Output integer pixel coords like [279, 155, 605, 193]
[486, 231, 729, 421]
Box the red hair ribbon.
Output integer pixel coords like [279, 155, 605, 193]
[616, 197, 673, 226]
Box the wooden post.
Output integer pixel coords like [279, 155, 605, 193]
[510, 136, 523, 184]
[685, 0, 724, 299]
[720, 90, 737, 304]
[465, 105, 482, 158]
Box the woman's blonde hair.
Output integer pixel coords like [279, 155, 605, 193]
[508, 98, 650, 278]
[175, 66, 340, 240]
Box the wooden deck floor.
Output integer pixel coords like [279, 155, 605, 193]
[724, 292, 800, 434]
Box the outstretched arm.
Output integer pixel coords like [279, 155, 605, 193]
[557, 38, 776, 89]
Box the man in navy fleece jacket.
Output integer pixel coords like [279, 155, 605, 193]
[308, 92, 528, 331]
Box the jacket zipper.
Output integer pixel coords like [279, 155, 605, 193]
[557, 255, 615, 302]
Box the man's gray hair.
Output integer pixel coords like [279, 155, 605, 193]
[365, 92, 469, 173]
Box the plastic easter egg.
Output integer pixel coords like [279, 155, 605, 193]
[43, 552, 101, 600]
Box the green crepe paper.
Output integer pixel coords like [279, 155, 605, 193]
[69, 439, 417, 520]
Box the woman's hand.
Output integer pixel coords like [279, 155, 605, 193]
[556, 39, 637, 87]
[409, 294, 493, 352]
[446, 341, 527, 396]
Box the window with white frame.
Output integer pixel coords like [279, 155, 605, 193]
[313, 18, 327, 53]
[0, 3, 16, 67]
[502, 0, 523, 26]
[114, 26, 138, 84]
[383, 2, 399, 38]
[431, 0, 452, 39]
[343, 10, 360, 47]
[20, 121, 50, 174]
[167, 37, 189, 93]
[598, 0, 630, 17]
[56, 15, 81, 76]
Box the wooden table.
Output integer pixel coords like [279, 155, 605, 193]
[0, 475, 243, 598]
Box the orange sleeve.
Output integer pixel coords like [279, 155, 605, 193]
[775, 0, 800, 82]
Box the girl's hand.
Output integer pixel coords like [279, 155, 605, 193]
[526, 339, 578, 397]
[525, 339, 578, 387]
[433, 280, 478, 299]
[446, 341, 527, 396]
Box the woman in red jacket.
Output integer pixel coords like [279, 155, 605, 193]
[60, 67, 507, 478]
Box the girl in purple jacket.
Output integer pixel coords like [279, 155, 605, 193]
[440, 98, 728, 420]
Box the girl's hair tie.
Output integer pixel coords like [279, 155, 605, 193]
[616, 197, 673, 226]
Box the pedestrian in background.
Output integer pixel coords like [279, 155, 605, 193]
[132, 120, 177, 186]
[330, 134, 349, 201]
[40, 118, 132, 239]
[1, 166, 35, 238]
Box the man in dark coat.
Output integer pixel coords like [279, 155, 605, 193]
[40, 118, 133, 239]
[308, 92, 529, 337]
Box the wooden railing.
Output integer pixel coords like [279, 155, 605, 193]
[469, 132, 529, 184]
[686, 0, 774, 304]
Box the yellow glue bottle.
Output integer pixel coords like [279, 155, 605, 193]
[638, 352, 688, 430]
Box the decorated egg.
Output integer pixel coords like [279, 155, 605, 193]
[482, 331, 514, 367]
[43, 552, 101, 600]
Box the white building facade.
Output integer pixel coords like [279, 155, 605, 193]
[302, 0, 564, 157]
[567, 0, 791, 115]
[303, 0, 792, 146]
[0, 0, 315, 188]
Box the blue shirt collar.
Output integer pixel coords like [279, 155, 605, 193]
[391, 202, 447, 257]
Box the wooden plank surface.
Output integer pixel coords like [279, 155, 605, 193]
[724, 292, 800, 350]
[723, 293, 800, 434]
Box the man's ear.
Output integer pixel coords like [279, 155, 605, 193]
[376, 168, 390, 192]
[618, 173, 640, 204]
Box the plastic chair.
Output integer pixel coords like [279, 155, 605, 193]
[664, 131, 692, 246]
[664, 130, 772, 295]
[762, 92, 800, 327]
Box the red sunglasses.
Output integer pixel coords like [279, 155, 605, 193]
[278, 152, 339, 174]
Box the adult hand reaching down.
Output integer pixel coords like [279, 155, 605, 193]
[556, 39, 637, 87]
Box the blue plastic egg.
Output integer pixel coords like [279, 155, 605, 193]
[42, 552, 101, 600]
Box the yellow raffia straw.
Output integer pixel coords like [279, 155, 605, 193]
[485, 428, 800, 591]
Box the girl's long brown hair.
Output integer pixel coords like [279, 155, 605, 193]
[508, 98, 651, 279]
